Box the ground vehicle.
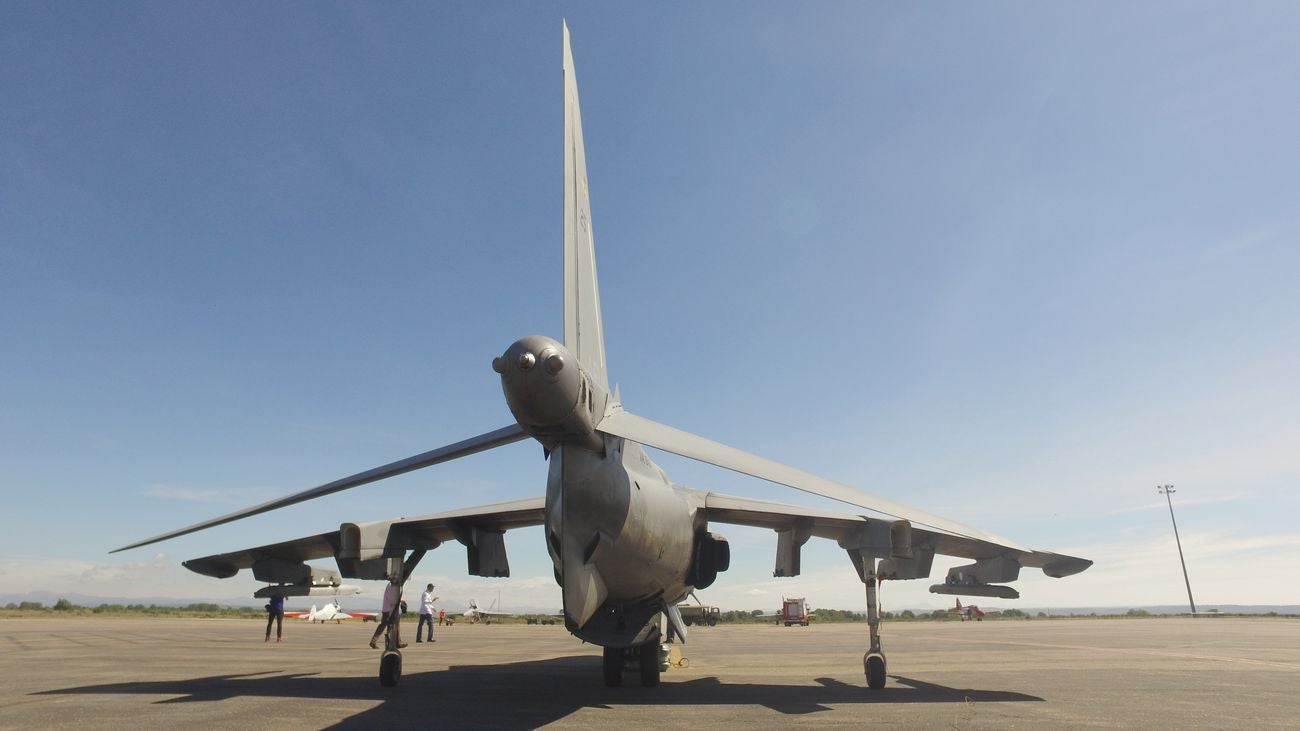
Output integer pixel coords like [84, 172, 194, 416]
[779, 597, 810, 627]
[677, 604, 719, 627]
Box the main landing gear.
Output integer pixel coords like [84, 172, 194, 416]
[602, 635, 666, 688]
[861, 558, 887, 690]
[376, 550, 426, 687]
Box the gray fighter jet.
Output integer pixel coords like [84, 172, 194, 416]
[115, 23, 1090, 689]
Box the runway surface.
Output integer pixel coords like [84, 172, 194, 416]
[2, 615, 1297, 729]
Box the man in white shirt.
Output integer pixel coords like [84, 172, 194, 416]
[417, 583, 439, 643]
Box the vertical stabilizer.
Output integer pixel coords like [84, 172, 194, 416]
[562, 22, 609, 391]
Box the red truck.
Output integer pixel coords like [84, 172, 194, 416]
[778, 597, 810, 627]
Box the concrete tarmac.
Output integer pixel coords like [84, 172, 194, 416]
[2, 616, 1297, 729]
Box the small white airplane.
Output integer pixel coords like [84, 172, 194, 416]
[286, 600, 379, 623]
[463, 597, 515, 624]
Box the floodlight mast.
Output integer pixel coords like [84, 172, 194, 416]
[1157, 485, 1197, 615]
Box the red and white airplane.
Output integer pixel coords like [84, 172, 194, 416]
[286, 600, 378, 623]
[947, 598, 1000, 621]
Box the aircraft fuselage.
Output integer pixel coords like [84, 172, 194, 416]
[497, 335, 701, 646]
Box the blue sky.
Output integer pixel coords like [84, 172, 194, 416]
[3, 2, 1298, 612]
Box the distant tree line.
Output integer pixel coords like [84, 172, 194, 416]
[2, 600, 264, 617]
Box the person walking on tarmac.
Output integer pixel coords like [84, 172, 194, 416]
[417, 583, 438, 643]
[369, 582, 406, 650]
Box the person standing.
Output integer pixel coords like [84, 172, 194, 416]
[370, 582, 406, 650]
[438, 607, 446, 626]
[265, 595, 285, 643]
[417, 583, 438, 643]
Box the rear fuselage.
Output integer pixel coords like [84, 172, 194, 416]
[496, 335, 700, 646]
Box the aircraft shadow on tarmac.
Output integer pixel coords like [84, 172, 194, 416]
[35, 655, 1042, 726]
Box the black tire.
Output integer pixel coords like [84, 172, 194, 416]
[380, 651, 402, 687]
[708, 618, 717, 627]
[865, 653, 886, 690]
[638, 642, 661, 687]
[602, 647, 623, 687]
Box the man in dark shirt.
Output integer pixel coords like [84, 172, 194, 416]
[265, 595, 285, 643]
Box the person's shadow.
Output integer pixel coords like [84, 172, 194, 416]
[35, 655, 1042, 727]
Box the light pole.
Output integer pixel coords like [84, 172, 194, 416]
[1157, 485, 1196, 615]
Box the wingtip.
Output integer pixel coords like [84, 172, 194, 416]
[109, 535, 162, 555]
[110, 535, 161, 554]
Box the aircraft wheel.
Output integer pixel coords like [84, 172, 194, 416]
[602, 647, 623, 687]
[864, 652, 886, 690]
[380, 651, 402, 687]
[639, 642, 661, 687]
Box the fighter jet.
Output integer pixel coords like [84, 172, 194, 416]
[115, 23, 1090, 689]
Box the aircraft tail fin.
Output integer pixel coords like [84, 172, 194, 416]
[562, 21, 609, 391]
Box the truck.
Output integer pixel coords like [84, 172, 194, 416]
[677, 604, 720, 626]
[778, 597, 810, 627]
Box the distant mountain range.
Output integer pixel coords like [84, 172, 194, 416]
[3, 591, 1295, 617]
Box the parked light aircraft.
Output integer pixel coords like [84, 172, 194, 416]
[286, 600, 378, 623]
[946, 598, 998, 621]
[114, 23, 1091, 689]
[463, 597, 515, 624]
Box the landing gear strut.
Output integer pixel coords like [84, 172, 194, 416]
[377, 550, 426, 687]
[860, 555, 887, 689]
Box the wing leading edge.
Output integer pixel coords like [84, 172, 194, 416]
[597, 408, 1027, 550]
[114, 424, 530, 553]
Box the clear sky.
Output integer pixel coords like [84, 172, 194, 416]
[3, 2, 1298, 613]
